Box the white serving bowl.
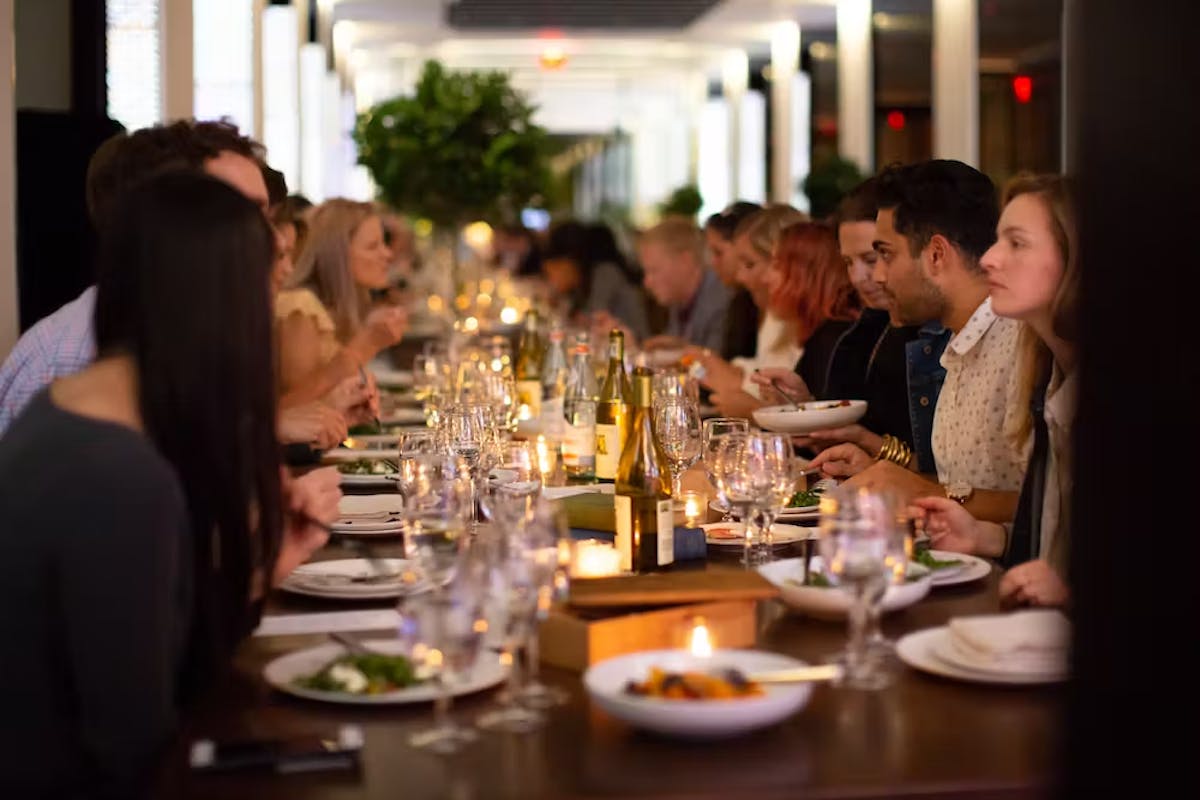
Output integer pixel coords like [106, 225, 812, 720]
[752, 400, 867, 434]
[584, 648, 814, 739]
[758, 557, 932, 621]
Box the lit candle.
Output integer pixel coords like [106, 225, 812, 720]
[680, 490, 705, 527]
[570, 539, 621, 578]
[536, 434, 552, 477]
[688, 615, 714, 658]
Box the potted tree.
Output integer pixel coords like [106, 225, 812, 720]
[353, 60, 552, 283]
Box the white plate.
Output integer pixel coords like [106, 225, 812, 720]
[752, 401, 868, 434]
[281, 559, 428, 600]
[339, 474, 399, 488]
[920, 550, 993, 587]
[371, 368, 413, 388]
[930, 629, 1066, 679]
[584, 649, 814, 739]
[758, 557, 933, 621]
[329, 519, 404, 534]
[896, 627, 1067, 685]
[700, 522, 814, 548]
[706, 500, 820, 522]
[339, 495, 405, 515]
[381, 408, 427, 425]
[323, 448, 400, 464]
[264, 639, 507, 704]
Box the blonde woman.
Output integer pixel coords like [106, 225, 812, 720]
[276, 199, 408, 398]
[686, 204, 808, 416]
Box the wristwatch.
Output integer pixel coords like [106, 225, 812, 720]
[944, 482, 974, 504]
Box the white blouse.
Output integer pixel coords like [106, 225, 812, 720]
[731, 312, 803, 398]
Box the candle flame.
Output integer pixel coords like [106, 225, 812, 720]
[689, 617, 714, 658]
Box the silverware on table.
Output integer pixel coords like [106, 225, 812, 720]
[329, 632, 376, 655]
[769, 378, 806, 411]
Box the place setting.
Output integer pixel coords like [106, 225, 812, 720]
[329, 495, 405, 535]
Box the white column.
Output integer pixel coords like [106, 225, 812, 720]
[299, 42, 325, 200]
[252, 0, 265, 141]
[0, 0, 17, 356]
[722, 49, 747, 205]
[739, 91, 766, 203]
[932, 0, 979, 165]
[837, 0, 874, 173]
[697, 97, 730, 220]
[161, 0, 194, 122]
[263, 4, 301, 188]
[770, 21, 800, 204]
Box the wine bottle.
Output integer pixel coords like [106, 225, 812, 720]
[614, 366, 675, 572]
[539, 323, 569, 433]
[594, 329, 630, 481]
[514, 310, 543, 419]
[563, 332, 598, 480]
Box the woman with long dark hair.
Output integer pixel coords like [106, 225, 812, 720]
[0, 173, 338, 796]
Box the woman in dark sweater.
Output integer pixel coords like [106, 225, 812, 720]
[0, 173, 337, 797]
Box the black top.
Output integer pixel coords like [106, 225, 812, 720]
[0, 391, 191, 799]
[798, 309, 924, 448]
[720, 287, 759, 361]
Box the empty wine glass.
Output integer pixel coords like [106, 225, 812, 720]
[397, 539, 491, 754]
[479, 441, 542, 529]
[393, 430, 440, 504]
[817, 486, 897, 690]
[402, 453, 473, 588]
[702, 417, 750, 522]
[654, 398, 702, 500]
[714, 432, 791, 567]
[441, 403, 491, 525]
[515, 500, 570, 709]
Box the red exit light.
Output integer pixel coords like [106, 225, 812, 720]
[886, 110, 906, 131]
[1012, 75, 1033, 104]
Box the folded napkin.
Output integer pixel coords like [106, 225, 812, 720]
[946, 609, 1070, 675]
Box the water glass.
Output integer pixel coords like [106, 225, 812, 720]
[701, 417, 750, 522]
[817, 486, 898, 690]
[654, 398, 702, 500]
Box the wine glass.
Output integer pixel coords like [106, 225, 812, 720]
[402, 453, 473, 588]
[441, 403, 491, 525]
[393, 430, 440, 505]
[514, 500, 570, 709]
[654, 398, 702, 500]
[702, 417, 750, 522]
[479, 441, 542, 529]
[396, 541, 490, 754]
[817, 486, 898, 690]
[714, 432, 790, 567]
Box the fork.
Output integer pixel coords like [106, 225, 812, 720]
[769, 378, 806, 411]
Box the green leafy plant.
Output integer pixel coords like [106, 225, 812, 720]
[658, 184, 703, 218]
[801, 155, 866, 220]
[353, 61, 551, 227]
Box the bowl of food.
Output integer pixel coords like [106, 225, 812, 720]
[583, 649, 814, 739]
[752, 400, 867, 434]
[758, 556, 932, 620]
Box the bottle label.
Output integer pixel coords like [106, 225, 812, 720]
[656, 499, 675, 565]
[614, 494, 634, 572]
[516, 380, 542, 419]
[594, 423, 620, 479]
[562, 422, 595, 468]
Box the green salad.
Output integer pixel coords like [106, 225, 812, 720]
[337, 458, 398, 475]
[787, 488, 824, 508]
[912, 549, 963, 570]
[296, 653, 421, 695]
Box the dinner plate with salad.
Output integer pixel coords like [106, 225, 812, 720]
[911, 547, 992, 587]
[335, 457, 400, 487]
[264, 639, 507, 705]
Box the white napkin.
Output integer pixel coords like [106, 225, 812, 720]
[254, 609, 401, 637]
[945, 609, 1070, 675]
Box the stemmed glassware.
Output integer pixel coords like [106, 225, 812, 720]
[396, 539, 489, 754]
[654, 398, 702, 500]
[441, 403, 491, 526]
[393, 430, 439, 506]
[514, 500, 570, 709]
[713, 432, 792, 567]
[817, 486, 899, 690]
[478, 441, 542, 530]
[701, 417, 750, 522]
[400, 453, 473, 588]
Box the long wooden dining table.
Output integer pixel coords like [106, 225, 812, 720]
[156, 523, 1062, 800]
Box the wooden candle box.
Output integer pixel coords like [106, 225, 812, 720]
[537, 567, 780, 672]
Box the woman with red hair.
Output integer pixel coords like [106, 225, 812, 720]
[766, 221, 861, 395]
[699, 220, 861, 417]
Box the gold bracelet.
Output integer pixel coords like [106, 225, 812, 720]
[876, 435, 895, 462]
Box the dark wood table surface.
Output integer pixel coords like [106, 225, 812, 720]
[158, 528, 1062, 800]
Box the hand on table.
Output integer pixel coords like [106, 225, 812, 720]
[999, 559, 1070, 608]
[273, 466, 342, 586]
[277, 402, 348, 450]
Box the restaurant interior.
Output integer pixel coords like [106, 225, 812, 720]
[0, 1, 1195, 798]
